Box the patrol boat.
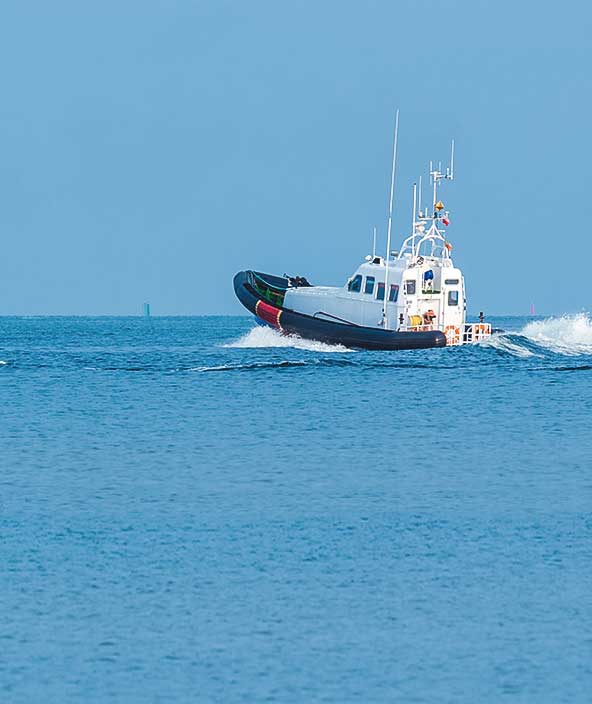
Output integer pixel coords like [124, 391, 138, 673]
[233, 116, 491, 350]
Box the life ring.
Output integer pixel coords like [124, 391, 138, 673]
[472, 323, 488, 341]
[444, 325, 461, 345]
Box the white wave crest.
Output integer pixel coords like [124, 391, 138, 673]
[224, 325, 351, 353]
[521, 313, 592, 355]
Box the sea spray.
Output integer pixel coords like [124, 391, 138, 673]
[224, 325, 351, 353]
[521, 313, 592, 355]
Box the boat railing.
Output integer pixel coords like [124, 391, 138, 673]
[401, 322, 492, 345]
[314, 311, 361, 326]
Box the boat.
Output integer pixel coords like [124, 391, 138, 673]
[233, 114, 492, 350]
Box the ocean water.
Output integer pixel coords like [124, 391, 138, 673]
[1, 314, 591, 703]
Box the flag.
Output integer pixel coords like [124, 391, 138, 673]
[442, 217, 450, 226]
[444, 241, 453, 251]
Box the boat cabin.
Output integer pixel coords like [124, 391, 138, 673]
[282, 156, 491, 345]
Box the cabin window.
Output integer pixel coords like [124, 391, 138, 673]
[389, 284, 399, 302]
[445, 278, 459, 285]
[348, 274, 362, 293]
[404, 280, 416, 295]
[364, 276, 375, 295]
[448, 290, 459, 306]
[376, 282, 385, 300]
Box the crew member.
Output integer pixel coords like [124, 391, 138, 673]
[422, 309, 436, 328]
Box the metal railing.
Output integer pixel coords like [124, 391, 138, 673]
[401, 321, 492, 345]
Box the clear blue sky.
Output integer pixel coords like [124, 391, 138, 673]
[0, 0, 590, 315]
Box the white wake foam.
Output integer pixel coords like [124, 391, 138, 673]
[224, 325, 351, 353]
[521, 313, 592, 355]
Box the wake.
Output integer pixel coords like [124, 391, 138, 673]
[521, 313, 592, 354]
[483, 313, 592, 357]
[224, 325, 351, 353]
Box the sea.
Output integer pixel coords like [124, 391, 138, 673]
[1, 314, 591, 703]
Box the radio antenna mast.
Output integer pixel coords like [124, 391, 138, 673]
[382, 109, 399, 329]
[449, 139, 455, 179]
[411, 182, 417, 256]
[372, 226, 377, 259]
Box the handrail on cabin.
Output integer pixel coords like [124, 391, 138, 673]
[313, 311, 361, 327]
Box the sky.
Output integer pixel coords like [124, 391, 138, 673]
[0, 0, 591, 316]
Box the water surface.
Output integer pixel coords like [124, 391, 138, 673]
[1, 315, 591, 702]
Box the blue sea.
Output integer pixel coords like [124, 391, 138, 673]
[1, 314, 591, 703]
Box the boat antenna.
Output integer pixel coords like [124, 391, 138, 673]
[382, 109, 399, 328]
[449, 139, 455, 179]
[372, 226, 377, 259]
[411, 182, 417, 256]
